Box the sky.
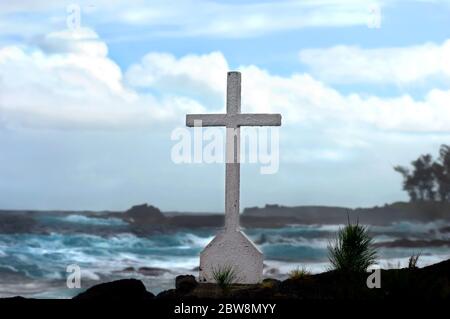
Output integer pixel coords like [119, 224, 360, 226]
[1, 0, 450, 212]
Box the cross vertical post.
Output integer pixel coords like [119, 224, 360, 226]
[225, 71, 240, 232]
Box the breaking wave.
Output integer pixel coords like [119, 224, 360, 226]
[50, 214, 127, 226]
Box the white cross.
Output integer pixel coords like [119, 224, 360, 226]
[186, 71, 281, 232]
[186, 71, 281, 283]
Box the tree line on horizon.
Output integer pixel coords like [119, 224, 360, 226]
[395, 144, 450, 202]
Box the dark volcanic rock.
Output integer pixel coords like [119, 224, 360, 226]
[175, 275, 198, 293]
[421, 258, 450, 277]
[167, 214, 224, 228]
[123, 204, 168, 234]
[124, 204, 166, 224]
[440, 226, 450, 233]
[156, 289, 180, 299]
[73, 279, 154, 301]
[228, 279, 283, 299]
[0, 213, 37, 234]
[4, 259, 450, 301]
[261, 278, 281, 290]
[156, 259, 450, 300]
[242, 201, 450, 225]
[374, 239, 450, 248]
[115, 266, 170, 276]
[138, 267, 170, 276]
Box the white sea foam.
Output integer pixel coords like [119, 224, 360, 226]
[180, 233, 213, 248]
[80, 269, 101, 280]
[372, 235, 398, 243]
[61, 214, 126, 226]
[314, 224, 343, 232]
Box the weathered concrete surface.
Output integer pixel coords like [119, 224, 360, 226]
[199, 230, 263, 284]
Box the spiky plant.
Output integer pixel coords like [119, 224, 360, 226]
[288, 266, 310, 280]
[212, 265, 238, 290]
[328, 219, 377, 273]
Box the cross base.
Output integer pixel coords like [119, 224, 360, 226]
[198, 230, 263, 284]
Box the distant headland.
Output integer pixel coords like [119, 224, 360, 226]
[1, 201, 449, 236]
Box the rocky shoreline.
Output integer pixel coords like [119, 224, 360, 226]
[0, 258, 447, 306]
[55, 258, 450, 301]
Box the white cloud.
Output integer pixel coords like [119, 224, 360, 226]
[0, 0, 379, 40]
[1, 27, 450, 134]
[35, 28, 108, 56]
[0, 28, 207, 130]
[299, 40, 450, 85]
[0, 1, 62, 13]
[114, 0, 372, 38]
[2, 0, 450, 42]
[239, 65, 450, 132]
[125, 51, 228, 101]
[127, 52, 450, 132]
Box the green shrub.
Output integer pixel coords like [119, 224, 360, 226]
[328, 220, 377, 273]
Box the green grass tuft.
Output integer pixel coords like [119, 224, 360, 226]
[212, 265, 238, 290]
[408, 253, 421, 269]
[288, 266, 310, 280]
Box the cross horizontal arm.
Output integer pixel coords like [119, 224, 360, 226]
[235, 114, 281, 127]
[186, 114, 227, 127]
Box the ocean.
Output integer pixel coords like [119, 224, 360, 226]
[0, 212, 449, 298]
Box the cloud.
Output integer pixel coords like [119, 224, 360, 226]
[0, 28, 207, 130]
[114, 0, 373, 38]
[299, 40, 450, 85]
[125, 51, 228, 102]
[239, 65, 450, 132]
[2, 27, 450, 134]
[35, 28, 108, 56]
[0, 0, 379, 40]
[126, 51, 450, 132]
